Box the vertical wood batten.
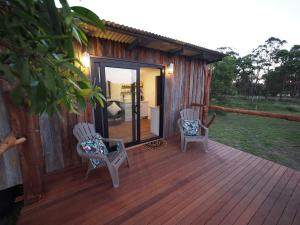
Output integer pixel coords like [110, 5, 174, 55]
[39, 114, 64, 172]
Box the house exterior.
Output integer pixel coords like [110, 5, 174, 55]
[75, 20, 224, 142]
[0, 20, 224, 203]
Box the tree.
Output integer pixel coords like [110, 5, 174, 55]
[235, 55, 255, 96]
[266, 45, 300, 97]
[0, 0, 105, 116]
[211, 47, 238, 97]
[251, 37, 287, 98]
[287, 45, 300, 97]
[264, 70, 285, 96]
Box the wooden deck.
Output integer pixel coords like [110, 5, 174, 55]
[18, 137, 300, 225]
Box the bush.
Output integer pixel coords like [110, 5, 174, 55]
[285, 106, 300, 112]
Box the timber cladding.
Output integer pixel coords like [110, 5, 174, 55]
[40, 37, 208, 173]
[83, 37, 207, 138]
[1, 36, 208, 204]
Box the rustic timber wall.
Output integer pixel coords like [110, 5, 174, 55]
[39, 38, 207, 173]
[84, 37, 207, 137]
[39, 106, 92, 173]
[39, 37, 207, 172]
[0, 92, 22, 190]
[0, 37, 208, 204]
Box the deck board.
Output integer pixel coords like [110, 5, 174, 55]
[18, 137, 300, 225]
[262, 171, 300, 225]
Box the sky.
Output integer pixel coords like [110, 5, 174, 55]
[64, 0, 300, 56]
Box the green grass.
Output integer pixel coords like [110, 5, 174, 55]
[211, 96, 300, 115]
[209, 97, 300, 171]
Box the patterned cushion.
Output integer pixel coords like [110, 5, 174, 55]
[107, 102, 121, 116]
[80, 134, 108, 168]
[182, 119, 199, 136]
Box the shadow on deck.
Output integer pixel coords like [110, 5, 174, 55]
[18, 136, 300, 225]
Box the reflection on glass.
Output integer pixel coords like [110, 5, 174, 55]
[105, 67, 137, 143]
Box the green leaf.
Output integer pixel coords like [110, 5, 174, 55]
[61, 61, 86, 79]
[45, 0, 62, 35]
[94, 93, 105, 108]
[77, 96, 86, 110]
[65, 35, 75, 58]
[0, 64, 16, 83]
[30, 80, 39, 87]
[79, 89, 92, 96]
[67, 78, 81, 90]
[72, 27, 82, 45]
[77, 80, 90, 89]
[74, 25, 88, 45]
[65, 15, 73, 27]
[71, 6, 105, 31]
[11, 86, 24, 106]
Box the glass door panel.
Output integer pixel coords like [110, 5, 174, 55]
[140, 67, 162, 141]
[104, 67, 139, 144]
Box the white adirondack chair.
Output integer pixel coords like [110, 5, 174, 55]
[178, 108, 208, 152]
[73, 123, 130, 188]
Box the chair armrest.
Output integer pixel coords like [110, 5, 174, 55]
[76, 143, 108, 161]
[199, 123, 208, 130]
[199, 123, 208, 137]
[101, 137, 124, 144]
[93, 133, 126, 150]
[177, 118, 185, 139]
[101, 138, 126, 152]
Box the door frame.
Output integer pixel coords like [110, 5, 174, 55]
[91, 57, 165, 147]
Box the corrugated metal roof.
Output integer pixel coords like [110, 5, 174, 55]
[85, 24, 135, 43]
[82, 20, 225, 63]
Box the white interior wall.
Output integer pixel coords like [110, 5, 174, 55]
[108, 67, 160, 119]
[109, 83, 122, 101]
[140, 68, 160, 117]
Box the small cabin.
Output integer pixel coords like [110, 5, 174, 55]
[77, 20, 224, 146]
[0, 20, 224, 203]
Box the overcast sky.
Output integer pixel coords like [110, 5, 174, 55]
[65, 0, 300, 56]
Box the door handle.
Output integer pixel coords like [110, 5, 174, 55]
[134, 105, 138, 114]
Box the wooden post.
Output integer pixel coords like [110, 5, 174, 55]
[201, 65, 212, 126]
[1, 81, 44, 204]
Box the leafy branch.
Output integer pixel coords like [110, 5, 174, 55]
[0, 0, 105, 115]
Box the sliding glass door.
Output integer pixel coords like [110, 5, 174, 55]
[92, 58, 164, 147]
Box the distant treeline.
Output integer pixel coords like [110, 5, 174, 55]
[211, 37, 300, 98]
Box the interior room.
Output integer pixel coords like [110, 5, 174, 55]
[106, 67, 161, 143]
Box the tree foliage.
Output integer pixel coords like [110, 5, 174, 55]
[211, 47, 238, 97]
[235, 55, 255, 96]
[212, 37, 300, 98]
[0, 0, 105, 115]
[265, 45, 300, 97]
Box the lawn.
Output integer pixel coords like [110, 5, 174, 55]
[209, 97, 300, 171]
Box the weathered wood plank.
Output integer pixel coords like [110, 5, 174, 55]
[39, 113, 64, 173]
[17, 139, 300, 225]
[2, 92, 44, 203]
[0, 92, 22, 190]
